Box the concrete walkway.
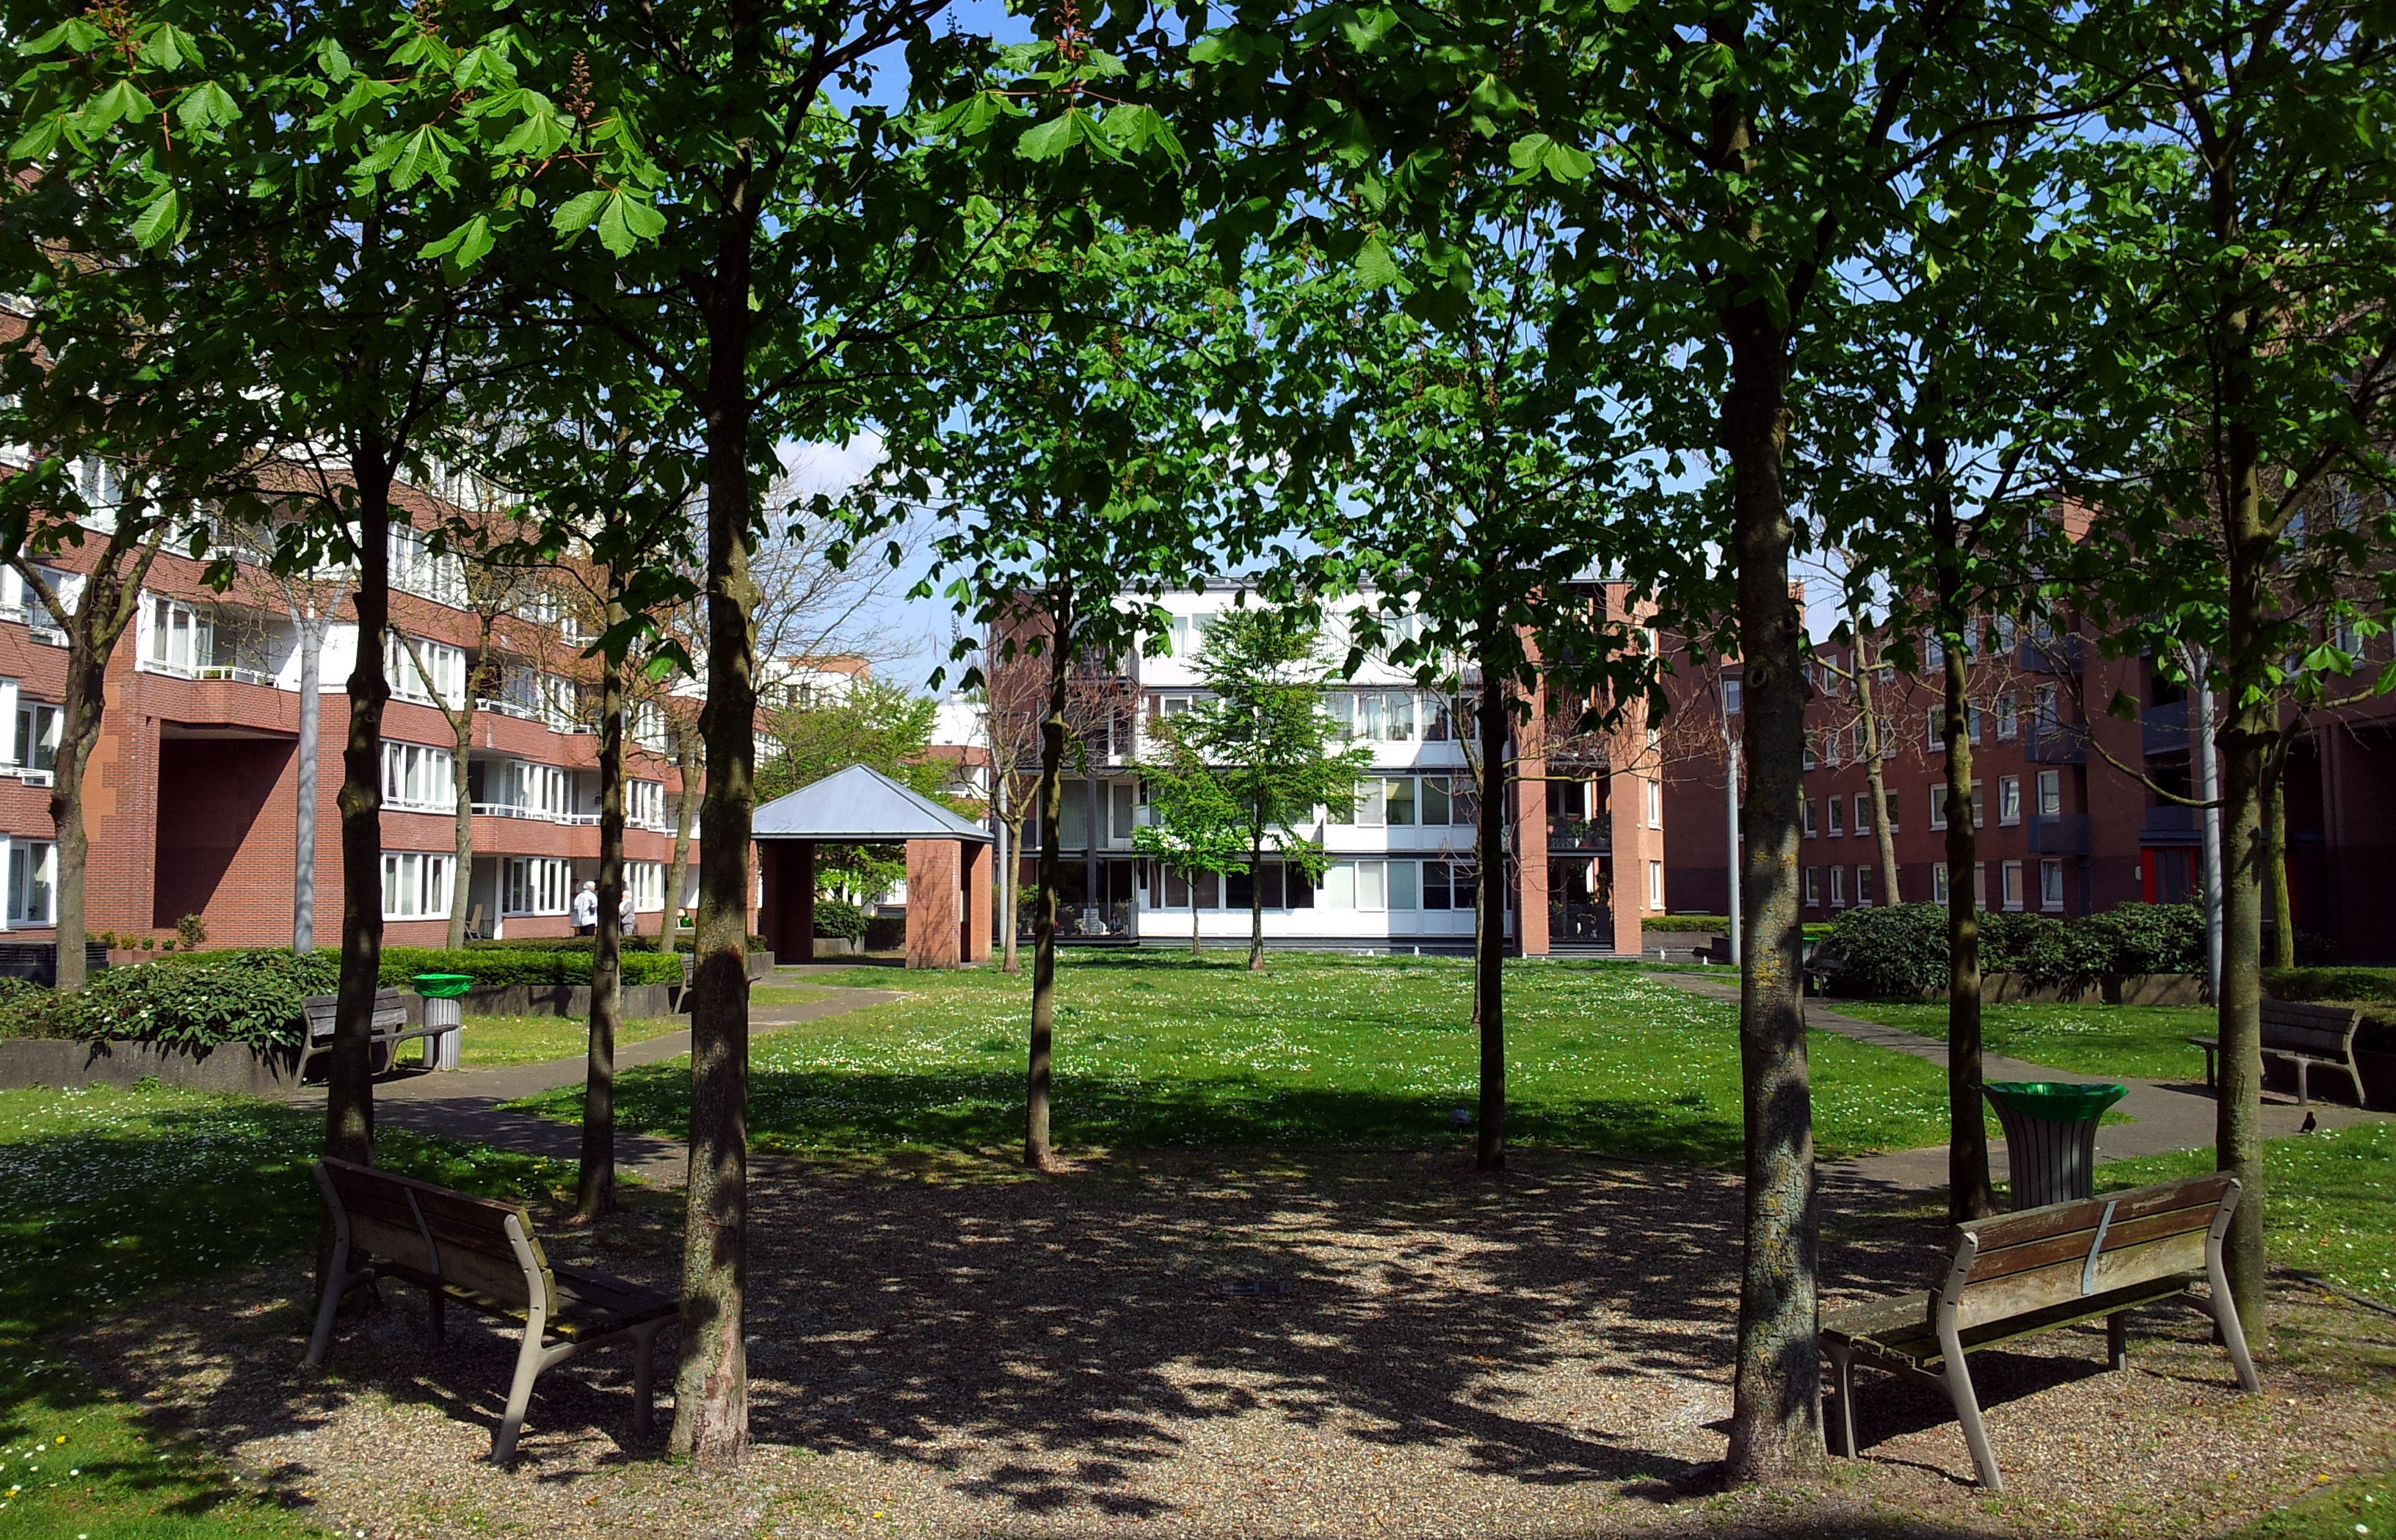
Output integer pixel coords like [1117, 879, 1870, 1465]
[340, 979, 902, 1185]
[1648, 970, 2389, 1192]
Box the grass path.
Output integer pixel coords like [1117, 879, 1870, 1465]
[515, 952, 1964, 1165]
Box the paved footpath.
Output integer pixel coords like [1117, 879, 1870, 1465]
[330, 977, 901, 1186]
[1648, 970, 2389, 1194]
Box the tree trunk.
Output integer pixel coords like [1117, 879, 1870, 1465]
[1026, 610, 1070, 1170]
[294, 611, 323, 954]
[1941, 632, 1994, 1220]
[1001, 808, 1024, 973]
[672, 254, 760, 1467]
[1191, 865, 1203, 958]
[2265, 763, 2294, 969]
[48, 616, 109, 992]
[1721, 305, 1821, 1483]
[581, 625, 626, 1222]
[328, 462, 393, 1169]
[667, 729, 700, 945]
[1247, 838, 1266, 972]
[1853, 638, 1901, 904]
[1474, 653, 1506, 1173]
[447, 694, 473, 948]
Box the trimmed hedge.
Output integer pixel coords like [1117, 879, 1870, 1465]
[461, 935, 667, 954]
[1643, 915, 1729, 933]
[2266, 967, 2396, 1004]
[0, 949, 339, 1047]
[1820, 901, 2207, 999]
[377, 945, 683, 988]
[813, 898, 868, 940]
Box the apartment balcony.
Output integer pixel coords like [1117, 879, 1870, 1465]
[2027, 814, 2090, 854]
[2025, 723, 2088, 764]
[2141, 804, 2201, 844]
[2141, 700, 2190, 758]
[1547, 816, 1611, 852]
[2016, 635, 2085, 675]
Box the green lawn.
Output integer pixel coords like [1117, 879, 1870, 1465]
[2098, 1120, 2396, 1300]
[2223, 1467, 2396, 1539]
[749, 984, 832, 1009]
[513, 951, 1961, 1166]
[0, 1084, 573, 1539]
[1828, 998, 2219, 1080]
[457, 1012, 685, 1067]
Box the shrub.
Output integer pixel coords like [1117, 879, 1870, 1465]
[2078, 902, 2206, 976]
[2265, 967, 2396, 1004]
[377, 946, 683, 988]
[0, 949, 339, 1047]
[460, 935, 666, 954]
[1641, 915, 1729, 933]
[1818, 904, 1949, 999]
[813, 898, 868, 940]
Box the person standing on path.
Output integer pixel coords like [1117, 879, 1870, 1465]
[620, 888, 636, 935]
[573, 880, 600, 936]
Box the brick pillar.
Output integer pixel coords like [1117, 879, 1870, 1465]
[792, 842, 815, 965]
[961, 840, 992, 962]
[1514, 744, 1549, 956]
[1609, 765, 1654, 957]
[905, 838, 961, 968]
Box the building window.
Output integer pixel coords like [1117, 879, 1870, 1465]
[1826, 797, 1843, 838]
[478, 760, 573, 821]
[389, 525, 467, 606]
[1803, 736, 1817, 771]
[1353, 780, 1387, 828]
[2040, 858, 2066, 912]
[2033, 683, 2060, 732]
[1804, 867, 1820, 907]
[1995, 692, 2019, 740]
[1854, 793, 1873, 835]
[382, 851, 454, 920]
[1830, 865, 1847, 907]
[1974, 862, 1989, 908]
[387, 633, 465, 708]
[13, 700, 58, 772]
[1967, 704, 1983, 745]
[1884, 791, 1900, 833]
[1997, 775, 2021, 826]
[1801, 799, 1818, 838]
[1383, 777, 1417, 827]
[1721, 678, 1742, 715]
[628, 779, 667, 829]
[2001, 860, 2025, 912]
[1971, 785, 1984, 827]
[1855, 865, 1873, 907]
[1332, 691, 1417, 743]
[1645, 779, 1662, 829]
[1423, 860, 1473, 910]
[2038, 769, 2063, 818]
[1927, 708, 1945, 749]
[1932, 863, 1950, 904]
[629, 860, 666, 913]
[1648, 860, 1664, 911]
[502, 856, 571, 916]
[382, 741, 455, 813]
[7, 839, 56, 927]
[142, 595, 214, 676]
[1387, 860, 1419, 911]
[1929, 787, 1948, 831]
[630, 700, 670, 752]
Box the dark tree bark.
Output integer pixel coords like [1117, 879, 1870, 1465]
[1246, 835, 1266, 971]
[1721, 302, 1821, 1483]
[329, 457, 394, 1170]
[1939, 633, 1994, 1220]
[2265, 758, 2293, 969]
[1026, 597, 1071, 1171]
[1474, 646, 1507, 1173]
[1851, 638, 1902, 905]
[672, 200, 760, 1467]
[581, 610, 628, 1221]
[667, 726, 700, 942]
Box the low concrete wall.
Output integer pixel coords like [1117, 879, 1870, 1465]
[0, 1036, 299, 1094]
[425, 982, 680, 1021]
[1981, 971, 2205, 1006]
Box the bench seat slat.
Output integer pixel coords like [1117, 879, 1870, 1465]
[377, 1260, 673, 1340]
[1966, 1201, 2221, 1285]
[1958, 1172, 2232, 1257]
[1826, 1274, 2199, 1367]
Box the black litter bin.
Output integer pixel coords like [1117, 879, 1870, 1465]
[1981, 1080, 2129, 1209]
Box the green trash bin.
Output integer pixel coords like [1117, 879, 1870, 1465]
[411, 973, 475, 1071]
[1981, 1080, 2128, 1210]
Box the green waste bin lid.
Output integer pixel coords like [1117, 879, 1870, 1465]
[1981, 1080, 2128, 1122]
[410, 973, 476, 998]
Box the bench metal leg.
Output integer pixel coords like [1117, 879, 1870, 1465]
[492, 1327, 549, 1464]
[1823, 1341, 1858, 1457]
[2204, 1261, 2263, 1394]
[2295, 1058, 2310, 1108]
[2107, 1313, 2127, 1372]
[1942, 1357, 2003, 1491]
[305, 1263, 374, 1369]
[631, 1321, 664, 1438]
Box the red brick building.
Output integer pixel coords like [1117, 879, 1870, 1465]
[0, 482, 700, 950]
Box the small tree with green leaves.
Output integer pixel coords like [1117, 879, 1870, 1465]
[1130, 716, 1251, 958]
[1179, 607, 1371, 971]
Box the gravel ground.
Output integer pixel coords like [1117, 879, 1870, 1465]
[73, 1149, 2396, 1539]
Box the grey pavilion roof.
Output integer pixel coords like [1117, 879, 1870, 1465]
[752, 763, 990, 844]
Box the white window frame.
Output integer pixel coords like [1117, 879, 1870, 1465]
[2001, 860, 2025, 912]
[1854, 793, 1872, 835]
[381, 741, 456, 813]
[502, 855, 572, 916]
[1932, 863, 1951, 904]
[1855, 865, 1873, 907]
[1804, 866, 1820, 907]
[1801, 798, 1818, 838]
[387, 632, 465, 708]
[1997, 775, 2022, 826]
[1830, 865, 1847, 908]
[14, 699, 59, 774]
[2040, 857, 2066, 912]
[1995, 692, 2019, 740]
[1827, 796, 1844, 837]
[381, 850, 454, 920]
[1647, 860, 1663, 912]
[1929, 786, 1948, 831]
[2038, 769, 2063, 818]
[141, 593, 214, 677]
[1645, 779, 1662, 829]
[6, 838, 57, 928]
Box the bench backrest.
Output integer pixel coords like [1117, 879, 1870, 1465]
[1941, 1172, 2237, 1329]
[304, 990, 410, 1042]
[315, 1157, 556, 1312]
[2259, 1000, 2362, 1058]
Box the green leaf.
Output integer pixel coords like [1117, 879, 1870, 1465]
[130, 186, 183, 249]
[7, 115, 64, 160]
[84, 79, 152, 128]
[23, 19, 108, 55]
[175, 80, 239, 134]
[551, 189, 608, 236]
[595, 192, 665, 255]
[1015, 112, 1083, 162]
[1354, 234, 1399, 288]
[139, 23, 192, 70]
[419, 214, 495, 269]
[316, 37, 352, 82]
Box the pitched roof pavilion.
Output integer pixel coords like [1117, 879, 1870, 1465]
[752, 763, 990, 845]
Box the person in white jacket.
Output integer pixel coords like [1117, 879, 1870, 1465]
[571, 881, 600, 936]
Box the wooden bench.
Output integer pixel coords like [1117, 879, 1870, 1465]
[2187, 1000, 2366, 1106]
[306, 1158, 675, 1463]
[297, 989, 430, 1078]
[1820, 1172, 2258, 1491]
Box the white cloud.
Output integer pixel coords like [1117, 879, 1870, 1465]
[777, 433, 886, 499]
